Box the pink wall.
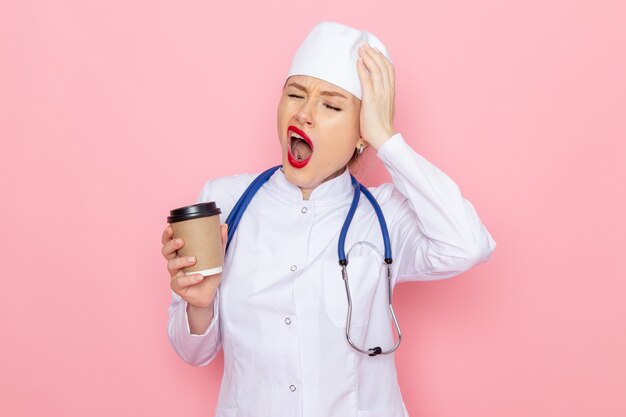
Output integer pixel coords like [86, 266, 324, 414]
[1, 1, 625, 416]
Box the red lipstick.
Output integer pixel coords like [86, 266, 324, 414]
[287, 125, 314, 169]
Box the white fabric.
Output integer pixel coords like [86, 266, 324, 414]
[287, 21, 392, 100]
[167, 133, 497, 417]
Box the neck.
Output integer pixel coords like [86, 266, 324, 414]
[298, 166, 348, 201]
[300, 188, 313, 200]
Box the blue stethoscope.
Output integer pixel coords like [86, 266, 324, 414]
[224, 165, 402, 356]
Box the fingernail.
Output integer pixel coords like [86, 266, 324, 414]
[187, 256, 195, 263]
[193, 275, 203, 281]
[176, 238, 182, 245]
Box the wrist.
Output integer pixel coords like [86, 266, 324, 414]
[187, 301, 214, 314]
[368, 129, 397, 151]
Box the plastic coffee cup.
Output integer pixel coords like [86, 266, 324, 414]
[167, 202, 223, 277]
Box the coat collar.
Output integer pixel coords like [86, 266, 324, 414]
[264, 166, 354, 206]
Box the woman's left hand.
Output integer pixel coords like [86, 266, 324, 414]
[356, 43, 397, 150]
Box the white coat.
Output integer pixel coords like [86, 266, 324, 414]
[167, 133, 497, 417]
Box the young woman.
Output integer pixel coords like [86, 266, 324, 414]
[161, 21, 496, 417]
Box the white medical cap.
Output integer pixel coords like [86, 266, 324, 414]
[286, 21, 392, 100]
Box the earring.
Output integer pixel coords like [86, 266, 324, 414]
[358, 144, 364, 155]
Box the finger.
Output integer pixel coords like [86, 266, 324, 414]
[220, 223, 229, 255]
[168, 255, 196, 275]
[370, 46, 392, 92]
[357, 56, 372, 96]
[381, 52, 396, 91]
[369, 47, 396, 121]
[221, 224, 228, 244]
[170, 273, 204, 291]
[359, 45, 384, 91]
[161, 224, 173, 246]
[388, 60, 396, 119]
[161, 237, 184, 261]
[376, 54, 396, 119]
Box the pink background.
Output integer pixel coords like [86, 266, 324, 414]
[1, 1, 625, 416]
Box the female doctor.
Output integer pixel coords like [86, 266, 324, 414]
[161, 21, 496, 417]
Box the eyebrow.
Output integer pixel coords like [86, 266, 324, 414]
[286, 82, 348, 99]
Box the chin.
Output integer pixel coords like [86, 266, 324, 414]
[280, 146, 348, 190]
[283, 162, 313, 186]
[282, 167, 323, 194]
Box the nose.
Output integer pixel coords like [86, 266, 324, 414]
[294, 98, 315, 127]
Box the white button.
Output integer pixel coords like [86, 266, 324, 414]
[290, 265, 297, 271]
[301, 207, 308, 214]
[289, 385, 296, 392]
[285, 317, 291, 325]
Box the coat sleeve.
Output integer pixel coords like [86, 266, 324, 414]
[166, 180, 222, 366]
[167, 290, 222, 366]
[375, 133, 497, 284]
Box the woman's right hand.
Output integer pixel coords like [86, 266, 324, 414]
[161, 223, 228, 309]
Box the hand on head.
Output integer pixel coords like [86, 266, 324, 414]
[356, 43, 397, 151]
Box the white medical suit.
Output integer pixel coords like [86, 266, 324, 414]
[168, 133, 497, 417]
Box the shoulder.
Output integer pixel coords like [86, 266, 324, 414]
[365, 182, 400, 207]
[197, 173, 258, 220]
[363, 181, 412, 225]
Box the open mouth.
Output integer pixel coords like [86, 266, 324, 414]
[287, 125, 314, 168]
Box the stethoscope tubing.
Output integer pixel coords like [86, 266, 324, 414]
[225, 166, 281, 253]
[224, 165, 402, 356]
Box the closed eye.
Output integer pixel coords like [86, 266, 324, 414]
[288, 94, 304, 99]
[324, 104, 341, 112]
